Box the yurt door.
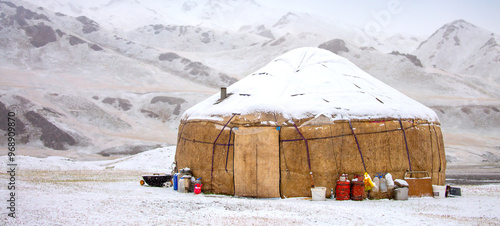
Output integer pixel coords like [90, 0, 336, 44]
[233, 127, 280, 198]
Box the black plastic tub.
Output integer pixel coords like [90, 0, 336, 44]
[142, 174, 172, 187]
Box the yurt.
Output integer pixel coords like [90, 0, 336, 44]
[175, 47, 445, 198]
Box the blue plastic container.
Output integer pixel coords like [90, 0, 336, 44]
[173, 173, 179, 190]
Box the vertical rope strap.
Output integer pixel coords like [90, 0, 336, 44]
[225, 128, 233, 172]
[211, 114, 238, 187]
[432, 124, 442, 172]
[176, 121, 188, 145]
[293, 123, 314, 188]
[348, 120, 367, 172]
[174, 121, 188, 174]
[432, 124, 444, 185]
[398, 119, 412, 171]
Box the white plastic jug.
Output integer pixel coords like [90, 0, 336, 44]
[372, 176, 380, 193]
[178, 180, 184, 193]
[385, 173, 394, 191]
[178, 176, 186, 193]
[379, 176, 388, 193]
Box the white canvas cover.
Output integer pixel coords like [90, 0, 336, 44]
[182, 47, 439, 123]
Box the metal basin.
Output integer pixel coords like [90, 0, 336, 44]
[142, 174, 172, 187]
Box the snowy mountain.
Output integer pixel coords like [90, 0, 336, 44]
[0, 1, 221, 154]
[19, 0, 266, 31]
[0, 2, 237, 88]
[0, 0, 499, 165]
[125, 24, 267, 52]
[414, 20, 500, 98]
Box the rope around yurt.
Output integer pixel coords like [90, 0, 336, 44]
[348, 119, 367, 172]
[225, 128, 233, 172]
[211, 113, 238, 188]
[292, 123, 315, 188]
[431, 124, 443, 172]
[398, 118, 412, 171]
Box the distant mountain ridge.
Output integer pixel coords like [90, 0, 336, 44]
[415, 19, 500, 98]
[0, 0, 499, 165]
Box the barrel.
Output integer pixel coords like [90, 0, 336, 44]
[336, 181, 351, 200]
[351, 181, 365, 201]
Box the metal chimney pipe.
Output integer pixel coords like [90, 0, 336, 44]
[220, 87, 227, 100]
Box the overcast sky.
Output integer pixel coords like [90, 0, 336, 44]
[262, 0, 500, 38]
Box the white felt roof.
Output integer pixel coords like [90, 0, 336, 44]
[182, 47, 439, 122]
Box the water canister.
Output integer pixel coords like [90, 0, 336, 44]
[177, 172, 185, 187]
[335, 181, 351, 200]
[183, 175, 192, 192]
[351, 181, 365, 201]
[194, 184, 202, 194]
[194, 177, 203, 194]
[178, 177, 186, 193]
[177, 168, 192, 192]
[372, 175, 380, 193]
[173, 173, 179, 191]
[379, 175, 388, 193]
[385, 173, 394, 191]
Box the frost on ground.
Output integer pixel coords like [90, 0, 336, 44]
[1, 147, 500, 225]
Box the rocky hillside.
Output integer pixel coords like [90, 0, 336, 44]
[0, 1, 220, 155]
[0, 0, 498, 164]
[414, 20, 500, 98]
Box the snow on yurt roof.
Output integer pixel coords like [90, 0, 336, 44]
[183, 47, 439, 122]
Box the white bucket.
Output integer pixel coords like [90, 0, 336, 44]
[432, 185, 446, 198]
[311, 187, 327, 201]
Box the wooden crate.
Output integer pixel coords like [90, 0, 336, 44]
[405, 171, 433, 197]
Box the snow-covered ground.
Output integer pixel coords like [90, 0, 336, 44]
[1, 147, 499, 225]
